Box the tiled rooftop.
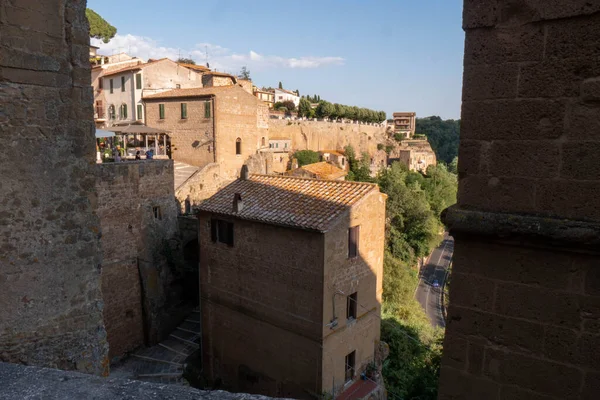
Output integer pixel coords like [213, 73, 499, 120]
[296, 162, 347, 180]
[319, 150, 344, 156]
[197, 174, 378, 232]
[143, 85, 239, 99]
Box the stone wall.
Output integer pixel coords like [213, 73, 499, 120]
[199, 214, 325, 398]
[176, 163, 229, 209]
[268, 120, 387, 156]
[439, 1, 600, 399]
[95, 161, 185, 351]
[0, 0, 108, 375]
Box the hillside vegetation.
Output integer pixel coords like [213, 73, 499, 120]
[346, 148, 457, 399]
[416, 116, 460, 165]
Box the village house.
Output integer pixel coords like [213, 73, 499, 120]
[94, 58, 203, 128]
[197, 171, 386, 398]
[319, 150, 348, 170]
[143, 85, 269, 181]
[253, 88, 275, 108]
[391, 139, 437, 172]
[264, 137, 291, 173]
[202, 71, 237, 87]
[274, 87, 300, 107]
[288, 161, 347, 180]
[392, 112, 416, 139]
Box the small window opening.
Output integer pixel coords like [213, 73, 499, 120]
[345, 351, 355, 382]
[152, 206, 162, 220]
[236, 138, 242, 155]
[211, 219, 234, 246]
[346, 292, 357, 320]
[348, 226, 359, 258]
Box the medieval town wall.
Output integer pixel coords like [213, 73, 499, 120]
[268, 119, 388, 156]
[0, 0, 109, 375]
[439, 2, 600, 399]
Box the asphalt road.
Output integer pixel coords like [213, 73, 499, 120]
[415, 234, 454, 328]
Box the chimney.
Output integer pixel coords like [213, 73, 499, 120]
[233, 193, 243, 213]
[240, 165, 249, 180]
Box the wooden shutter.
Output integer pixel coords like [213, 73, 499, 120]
[159, 104, 165, 119]
[204, 101, 211, 118]
[181, 103, 187, 119]
[137, 104, 143, 120]
[136, 73, 142, 89]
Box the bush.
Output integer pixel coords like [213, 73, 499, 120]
[377, 143, 385, 151]
[293, 150, 320, 167]
[394, 133, 404, 142]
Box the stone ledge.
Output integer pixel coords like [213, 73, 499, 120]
[442, 206, 600, 251]
[0, 362, 284, 400]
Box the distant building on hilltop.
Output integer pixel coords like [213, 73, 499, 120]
[391, 139, 437, 173]
[274, 87, 300, 107]
[319, 150, 348, 170]
[197, 173, 386, 399]
[253, 87, 275, 108]
[392, 112, 417, 139]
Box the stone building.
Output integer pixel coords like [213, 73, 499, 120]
[288, 161, 347, 180]
[253, 88, 275, 108]
[438, 2, 600, 400]
[143, 85, 269, 181]
[197, 173, 386, 398]
[96, 59, 203, 127]
[274, 88, 300, 107]
[263, 137, 291, 174]
[201, 71, 237, 87]
[392, 112, 416, 139]
[319, 150, 348, 170]
[389, 139, 437, 172]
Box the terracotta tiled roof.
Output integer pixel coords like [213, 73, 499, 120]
[143, 85, 237, 99]
[296, 162, 347, 180]
[205, 71, 236, 78]
[100, 63, 143, 77]
[197, 174, 378, 232]
[177, 62, 210, 72]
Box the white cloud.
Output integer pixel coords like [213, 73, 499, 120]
[91, 34, 344, 73]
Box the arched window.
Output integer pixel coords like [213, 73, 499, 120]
[261, 137, 265, 147]
[108, 104, 116, 120]
[236, 138, 242, 155]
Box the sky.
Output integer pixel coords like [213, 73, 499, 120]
[89, 0, 465, 120]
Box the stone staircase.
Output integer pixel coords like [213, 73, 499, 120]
[110, 310, 201, 385]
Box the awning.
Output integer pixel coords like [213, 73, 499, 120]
[95, 129, 115, 138]
[106, 124, 168, 134]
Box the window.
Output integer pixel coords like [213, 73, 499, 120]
[211, 219, 234, 246]
[181, 103, 187, 119]
[261, 137, 265, 147]
[235, 138, 241, 155]
[346, 292, 357, 320]
[137, 104, 143, 120]
[342, 157, 345, 166]
[204, 101, 211, 118]
[108, 104, 115, 120]
[99, 78, 103, 90]
[345, 351, 355, 382]
[159, 104, 165, 119]
[176, 84, 181, 89]
[276, 143, 279, 148]
[285, 142, 288, 148]
[152, 206, 162, 220]
[120, 104, 127, 119]
[135, 73, 142, 90]
[121, 76, 126, 92]
[109, 78, 114, 93]
[348, 226, 359, 258]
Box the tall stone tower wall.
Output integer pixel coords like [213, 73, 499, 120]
[440, 1, 600, 399]
[0, 0, 109, 374]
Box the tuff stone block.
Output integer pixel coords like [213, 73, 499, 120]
[463, 24, 545, 65]
[490, 140, 559, 178]
[545, 12, 600, 61]
[581, 78, 600, 103]
[484, 348, 583, 398]
[494, 282, 580, 328]
[457, 139, 483, 176]
[536, 180, 600, 221]
[462, 63, 519, 101]
[450, 272, 496, 311]
[499, 385, 562, 400]
[542, 326, 578, 364]
[438, 366, 500, 400]
[461, 100, 566, 141]
[462, 0, 498, 29]
[458, 175, 536, 213]
[441, 335, 469, 370]
[582, 371, 600, 400]
[560, 142, 600, 180]
[518, 60, 600, 99]
[568, 103, 600, 140]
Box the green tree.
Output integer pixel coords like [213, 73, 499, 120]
[278, 81, 283, 89]
[448, 157, 458, 174]
[415, 116, 460, 164]
[293, 150, 320, 167]
[86, 8, 117, 43]
[281, 100, 296, 112]
[238, 66, 251, 80]
[298, 98, 312, 118]
[316, 101, 334, 119]
[176, 58, 196, 65]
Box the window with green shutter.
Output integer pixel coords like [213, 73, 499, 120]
[159, 104, 165, 119]
[121, 104, 127, 119]
[136, 73, 142, 90]
[181, 103, 187, 119]
[121, 76, 126, 92]
[137, 104, 143, 120]
[110, 79, 114, 93]
[204, 101, 211, 118]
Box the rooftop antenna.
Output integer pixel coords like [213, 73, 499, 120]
[205, 45, 209, 68]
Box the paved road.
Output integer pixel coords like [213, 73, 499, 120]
[415, 234, 454, 328]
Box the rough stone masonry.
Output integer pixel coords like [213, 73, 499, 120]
[0, 0, 109, 374]
[439, 1, 600, 399]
